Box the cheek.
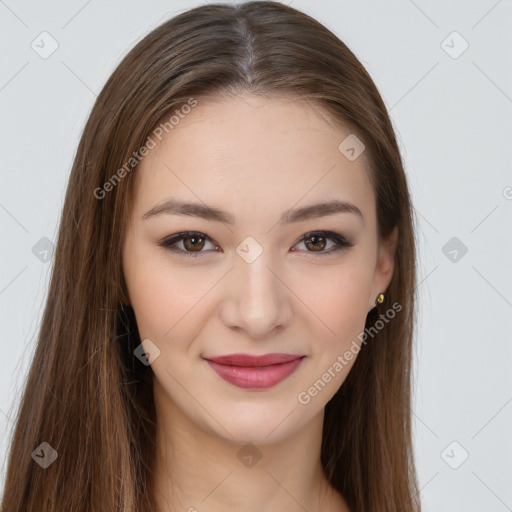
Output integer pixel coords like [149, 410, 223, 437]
[123, 244, 217, 343]
[295, 263, 373, 405]
[299, 260, 373, 352]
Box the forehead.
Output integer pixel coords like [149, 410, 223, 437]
[130, 93, 375, 227]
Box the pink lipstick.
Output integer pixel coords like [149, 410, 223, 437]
[204, 353, 305, 389]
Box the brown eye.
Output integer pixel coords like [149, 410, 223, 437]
[182, 234, 206, 252]
[159, 231, 218, 257]
[293, 231, 353, 256]
[303, 234, 327, 252]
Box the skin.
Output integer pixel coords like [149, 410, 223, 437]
[122, 93, 398, 512]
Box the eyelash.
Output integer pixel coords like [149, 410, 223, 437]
[158, 230, 353, 258]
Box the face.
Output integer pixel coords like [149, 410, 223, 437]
[122, 93, 396, 444]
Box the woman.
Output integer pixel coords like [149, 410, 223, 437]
[1, 2, 421, 511]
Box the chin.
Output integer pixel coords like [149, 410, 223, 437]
[206, 408, 303, 446]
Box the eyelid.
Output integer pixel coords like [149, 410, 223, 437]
[158, 230, 353, 257]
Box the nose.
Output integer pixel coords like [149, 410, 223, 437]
[220, 250, 293, 339]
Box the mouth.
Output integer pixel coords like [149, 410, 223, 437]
[203, 353, 305, 389]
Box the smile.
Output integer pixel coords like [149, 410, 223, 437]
[203, 353, 305, 389]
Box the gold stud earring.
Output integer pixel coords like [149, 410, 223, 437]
[376, 293, 385, 305]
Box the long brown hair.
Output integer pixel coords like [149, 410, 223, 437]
[1, 2, 421, 510]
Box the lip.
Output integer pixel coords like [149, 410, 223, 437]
[204, 353, 305, 389]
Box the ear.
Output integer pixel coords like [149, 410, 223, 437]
[368, 225, 398, 311]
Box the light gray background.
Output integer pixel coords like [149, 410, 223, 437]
[1, 1, 511, 510]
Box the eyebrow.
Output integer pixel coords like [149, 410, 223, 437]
[142, 197, 363, 224]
